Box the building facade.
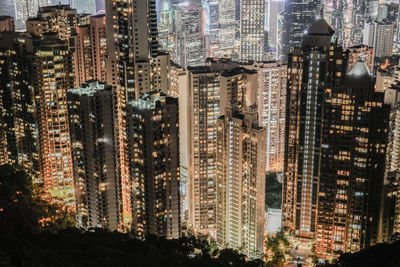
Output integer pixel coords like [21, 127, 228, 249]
[240, 0, 265, 61]
[68, 81, 120, 230]
[127, 92, 181, 239]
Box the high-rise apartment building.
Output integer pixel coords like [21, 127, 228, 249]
[186, 58, 259, 236]
[284, 20, 341, 240]
[26, 5, 78, 49]
[240, 0, 265, 61]
[106, 0, 169, 100]
[33, 33, 75, 207]
[215, 84, 266, 257]
[13, 0, 53, 30]
[363, 21, 395, 58]
[68, 81, 120, 230]
[219, 0, 236, 58]
[316, 62, 389, 257]
[105, 0, 171, 230]
[74, 14, 107, 86]
[175, 1, 206, 67]
[282, 0, 320, 61]
[127, 92, 181, 239]
[186, 59, 237, 236]
[0, 16, 15, 32]
[249, 61, 287, 172]
[0, 32, 39, 176]
[284, 19, 390, 258]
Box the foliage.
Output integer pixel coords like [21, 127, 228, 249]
[317, 240, 400, 267]
[265, 172, 282, 210]
[264, 230, 290, 267]
[0, 164, 75, 235]
[0, 164, 263, 266]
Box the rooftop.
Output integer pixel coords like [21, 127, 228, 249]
[68, 80, 110, 96]
[308, 18, 334, 36]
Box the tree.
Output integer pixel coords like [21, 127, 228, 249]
[265, 231, 290, 267]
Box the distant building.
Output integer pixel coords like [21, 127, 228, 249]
[74, 14, 107, 86]
[175, 1, 206, 67]
[240, 0, 266, 61]
[363, 21, 395, 58]
[0, 16, 14, 32]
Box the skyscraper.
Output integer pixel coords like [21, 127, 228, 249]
[26, 5, 78, 50]
[106, 0, 168, 100]
[283, 19, 390, 258]
[105, 0, 171, 230]
[316, 63, 389, 256]
[127, 92, 181, 239]
[0, 32, 39, 176]
[68, 81, 120, 230]
[33, 33, 75, 207]
[175, 0, 207, 67]
[363, 21, 395, 58]
[240, 0, 266, 61]
[215, 67, 266, 257]
[74, 14, 107, 86]
[282, 0, 320, 61]
[219, 0, 236, 58]
[249, 61, 287, 172]
[186, 59, 237, 235]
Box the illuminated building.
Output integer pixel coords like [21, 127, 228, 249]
[219, 0, 237, 58]
[0, 16, 14, 32]
[74, 14, 107, 86]
[266, 0, 285, 59]
[105, 0, 170, 230]
[282, 0, 320, 61]
[284, 19, 390, 258]
[106, 0, 169, 100]
[240, 0, 265, 61]
[70, 0, 96, 14]
[347, 45, 374, 72]
[215, 74, 266, 258]
[13, 0, 52, 30]
[363, 21, 395, 58]
[33, 33, 75, 207]
[249, 61, 287, 172]
[186, 65, 221, 235]
[127, 92, 181, 239]
[186, 58, 255, 236]
[68, 81, 120, 230]
[209, 0, 219, 45]
[158, 0, 173, 52]
[26, 5, 78, 49]
[175, 0, 206, 67]
[284, 20, 343, 241]
[316, 62, 389, 256]
[0, 32, 39, 176]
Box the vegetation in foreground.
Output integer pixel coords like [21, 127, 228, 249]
[0, 165, 263, 267]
